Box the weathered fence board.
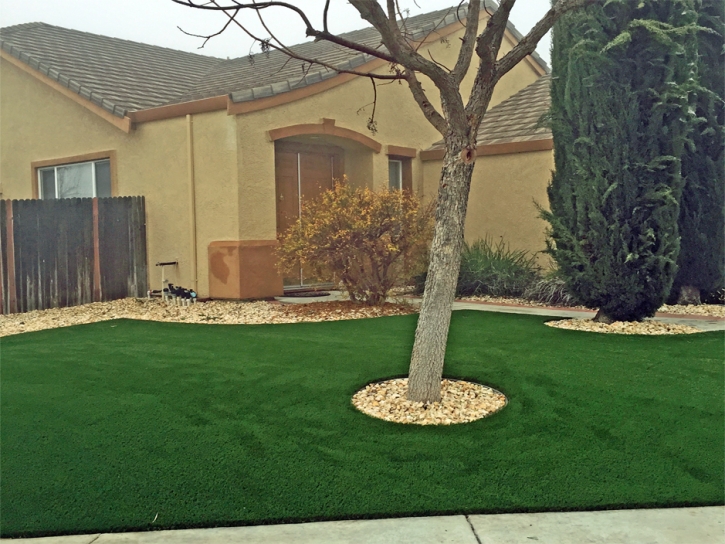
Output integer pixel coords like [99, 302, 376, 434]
[98, 196, 148, 300]
[0, 201, 8, 314]
[14, 199, 94, 313]
[0, 197, 148, 314]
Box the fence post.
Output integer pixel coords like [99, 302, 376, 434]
[92, 197, 102, 302]
[5, 200, 17, 314]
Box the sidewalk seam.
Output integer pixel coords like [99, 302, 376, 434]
[86, 535, 101, 544]
[465, 515, 483, 544]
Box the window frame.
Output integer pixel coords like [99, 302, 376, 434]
[387, 155, 413, 193]
[388, 159, 403, 191]
[31, 151, 117, 199]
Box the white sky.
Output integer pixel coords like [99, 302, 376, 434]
[0, 1, 552, 64]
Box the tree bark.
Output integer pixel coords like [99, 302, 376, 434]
[593, 309, 614, 324]
[407, 137, 475, 403]
[676, 285, 701, 305]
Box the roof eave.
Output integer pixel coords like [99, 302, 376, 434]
[0, 41, 132, 132]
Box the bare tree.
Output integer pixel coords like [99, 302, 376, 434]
[172, 0, 594, 403]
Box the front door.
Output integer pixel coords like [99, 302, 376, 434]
[275, 141, 344, 287]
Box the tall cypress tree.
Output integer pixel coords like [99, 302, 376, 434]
[673, 0, 725, 304]
[542, 0, 700, 322]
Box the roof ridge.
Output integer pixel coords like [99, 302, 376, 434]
[1, 3, 549, 116]
[0, 21, 223, 62]
[0, 22, 47, 34]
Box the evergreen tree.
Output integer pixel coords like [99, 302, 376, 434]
[673, 0, 725, 304]
[542, 0, 700, 322]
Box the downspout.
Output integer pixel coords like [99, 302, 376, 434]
[186, 114, 198, 293]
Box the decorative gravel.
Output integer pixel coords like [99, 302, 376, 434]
[352, 378, 507, 425]
[545, 319, 703, 335]
[0, 298, 417, 337]
[461, 295, 725, 317]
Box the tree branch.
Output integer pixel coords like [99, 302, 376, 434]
[495, 0, 596, 79]
[403, 70, 447, 135]
[173, 0, 401, 64]
[450, 0, 479, 85]
[348, 0, 451, 86]
[322, 0, 331, 32]
[475, 0, 516, 69]
[207, 1, 403, 80]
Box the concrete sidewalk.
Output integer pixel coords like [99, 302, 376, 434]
[6, 507, 724, 543]
[450, 299, 725, 332]
[277, 291, 725, 332]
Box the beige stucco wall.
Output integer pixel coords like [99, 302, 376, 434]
[233, 21, 541, 240]
[423, 149, 554, 260]
[0, 14, 545, 299]
[0, 59, 241, 296]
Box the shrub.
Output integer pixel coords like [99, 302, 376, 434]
[523, 271, 578, 307]
[277, 179, 434, 305]
[457, 237, 540, 297]
[414, 237, 540, 298]
[543, 0, 699, 322]
[673, 0, 725, 303]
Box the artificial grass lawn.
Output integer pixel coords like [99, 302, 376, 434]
[1, 312, 723, 537]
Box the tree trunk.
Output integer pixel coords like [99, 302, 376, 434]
[593, 309, 615, 324]
[676, 285, 701, 305]
[407, 139, 475, 403]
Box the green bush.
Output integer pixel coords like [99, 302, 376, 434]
[523, 271, 578, 307]
[457, 238, 541, 297]
[543, 0, 699, 321]
[415, 237, 541, 298]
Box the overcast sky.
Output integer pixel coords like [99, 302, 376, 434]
[0, 1, 552, 64]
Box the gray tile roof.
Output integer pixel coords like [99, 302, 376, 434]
[0, 22, 220, 116]
[426, 74, 552, 150]
[0, 2, 549, 119]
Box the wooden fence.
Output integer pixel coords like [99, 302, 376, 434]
[0, 196, 148, 314]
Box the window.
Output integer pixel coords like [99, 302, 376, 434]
[388, 159, 403, 191]
[38, 159, 111, 199]
[388, 157, 412, 192]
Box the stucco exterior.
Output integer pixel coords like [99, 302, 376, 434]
[423, 149, 554, 261]
[0, 11, 547, 299]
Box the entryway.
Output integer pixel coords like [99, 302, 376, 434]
[274, 141, 344, 288]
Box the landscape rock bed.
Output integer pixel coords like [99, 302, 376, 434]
[545, 319, 703, 335]
[0, 298, 417, 337]
[352, 378, 507, 425]
[461, 295, 725, 317]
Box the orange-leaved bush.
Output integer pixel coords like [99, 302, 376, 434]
[277, 178, 434, 305]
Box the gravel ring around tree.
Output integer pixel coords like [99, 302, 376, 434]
[545, 319, 703, 335]
[352, 378, 507, 425]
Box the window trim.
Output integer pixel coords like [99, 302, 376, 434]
[387, 155, 413, 193]
[31, 150, 117, 199]
[388, 159, 403, 191]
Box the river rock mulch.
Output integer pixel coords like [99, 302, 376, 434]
[545, 319, 703, 335]
[352, 378, 507, 425]
[0, 298, 417, 338]
[460, 295, 725, 318]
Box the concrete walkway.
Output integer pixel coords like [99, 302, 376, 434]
[277, 291, 725, 332]
[5, 507, 724, 543]
[450, 299, 725, 332]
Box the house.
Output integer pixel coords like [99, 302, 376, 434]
[0, 2, 549, 300]
[422, 74, 553, 261]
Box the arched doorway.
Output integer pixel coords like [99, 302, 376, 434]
[270, 119, 382, 289]
[275, 140, 344, 287]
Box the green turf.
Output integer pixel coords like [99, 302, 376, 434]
[1, 312, 723, 537]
